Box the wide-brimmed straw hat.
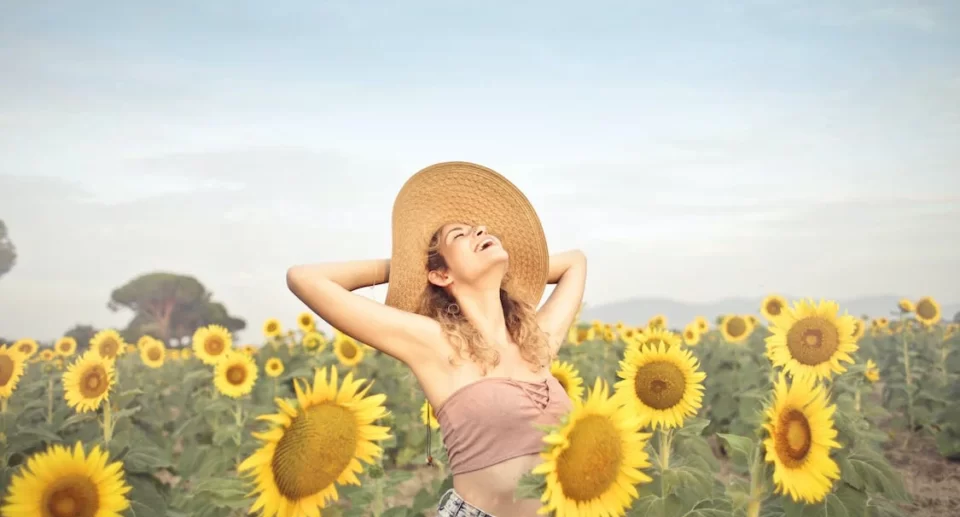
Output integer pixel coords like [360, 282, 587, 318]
[384, 161, 549, 314]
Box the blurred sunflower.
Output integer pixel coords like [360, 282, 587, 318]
[192, 325, 233, 365]
[140, 339, 165, 369]
[63, 350, 115, 412]
[633, 326, 682, 353]
[850, 319, 866, 341]
[532, 378, 652, 517]
[170, 349, 181, 360]
[573, 326, 596, 345]
[864, 359, 880, 383]
[421, 400, 439, 430]
[90, 329, 125, 361]
[238, 367, 391, 515]
[181, 348, 193, 359]
[765, 299, 858, 381]
[214, 352, 259, 399]
[682, 324, 700, 346]
[334, 335, 365, 367]
[914, 296, 941, 326]
[0, 345, 27, 398]
[265, 358, 284, 378]
[302, 331, 328, 352]
[694, 316, 710, 334]
[13, 338, 38, 359]
[297, 312, 316, 333]
[763, 372, 841, 504]
[263, 318, 283, 339]
[615, 341, 707, 429]
[550, 360, 585, 401]
[761, 294, 788, 321]
[648, 314, 667, 330]
[898, 298, 915, 313]
[876, 317, 889, 328]
[1, 442, 131, 517]
[39, 349, 55, 362]
[720, 315, 751, 344]
[243, 345, 258, 356]
[55, 337, 77, 357]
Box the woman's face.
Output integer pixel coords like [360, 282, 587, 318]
[429, 223, 508, 288]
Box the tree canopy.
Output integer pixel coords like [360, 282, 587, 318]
[63, 324, 99, 353]
[109, 272, 245, 346]
[0, 219, 16, 280]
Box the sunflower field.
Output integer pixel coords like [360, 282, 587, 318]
[0, 296, 957, 517]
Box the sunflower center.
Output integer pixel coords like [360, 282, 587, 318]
[59, 342, 70, 352]
[204, 337, 225, 355]
[774, 409, 812, 468]
[18, 343, 32, 354]
[725, 317, 747, 338]
[634, 360, 686, 410]
[43, 473, 99, 517]
[685, 330, 694, 339]
[271, 402, 358, 500]
[0, 354, 17, 387]
[916, 300, 937, 320]
[766, 300, 782, 315]
[269, 362, 280, 371]
[786, 317, 839, 366]
[226, 365, 247, 385]
[300, 316, 311, 326]
[341, 341, 357, 359]
[577, 329, 589, 341]
[98, 339, 118, 359]
[555, 414, 623, 501]
[80, 367, 108, 398]
[267, 323, 278, 333]
[147, 348, 162, 361]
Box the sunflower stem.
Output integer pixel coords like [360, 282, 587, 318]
[103, 402, 113, 445]
[747, 439, 766, 517]
[46, 376, 54, 425]
[1, 397, 7, 414]
[659, 426, 674, 516]
[900, 321, 914, 432]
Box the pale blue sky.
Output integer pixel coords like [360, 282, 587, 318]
[1, 1, 958, 342]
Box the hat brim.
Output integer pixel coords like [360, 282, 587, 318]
[385, 162, 549, 314]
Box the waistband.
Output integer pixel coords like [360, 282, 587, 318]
[437, 488, 496, 517]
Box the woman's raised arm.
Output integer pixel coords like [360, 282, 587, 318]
[286, 259, 443, 365]
[536, 250, 587, 353]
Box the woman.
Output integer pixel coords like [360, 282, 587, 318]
[286, 162, 586, 517]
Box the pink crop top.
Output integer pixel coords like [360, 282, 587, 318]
[434, 376, 573, 475]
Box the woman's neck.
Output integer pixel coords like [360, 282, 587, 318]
[455, 287, 510, 345]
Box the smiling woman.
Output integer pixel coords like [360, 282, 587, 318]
[281, 162, 589, 516]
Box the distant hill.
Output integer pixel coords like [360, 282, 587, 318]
[580, 295, 960, 329]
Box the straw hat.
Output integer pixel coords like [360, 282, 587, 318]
[384, 161, 549, 314]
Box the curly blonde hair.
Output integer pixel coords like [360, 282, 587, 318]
[418, 227, 551, 374]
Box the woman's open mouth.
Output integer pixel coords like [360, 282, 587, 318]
[476, 238, 497, 252]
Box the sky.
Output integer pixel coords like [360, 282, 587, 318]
[1, 1, 958, 343]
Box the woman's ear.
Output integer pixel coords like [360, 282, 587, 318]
[427, 269, 453, 288]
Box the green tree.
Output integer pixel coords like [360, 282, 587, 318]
[0, 219, 16, 280]
[109, 272, 245, 347]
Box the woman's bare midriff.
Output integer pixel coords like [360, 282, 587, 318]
[451, 453, 544, 517]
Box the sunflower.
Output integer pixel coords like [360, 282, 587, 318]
[40, 349, 55, 362]
[876, 317, 889, 328]
[601, 326, 616, 343]
[648, 314, 667, 330]
[140, 340, 166, 369]
[850, 319, 866, 341]
[1, 441, 131, 517]
[302, 331, 328, 352]
[720, 315, 751, 344]
[238, 366, 391, 515]
[765, 299, 858, 381]
[170, 349, 181, 360]
[914, 296, 941, 326]
[763, 372, 841, 504]
[62, 351, 115, 412]
[694, 316, 709, 334]
[243, 345, 258, 356]
[864, 359, 880, 383]
[263, 318, 283, 339]
[90, 329, 125, 361]
[334, 335, 365, 367]
[550, 360, 585, 401]
[214, 352, 259, 399]
[572, 326, 596, 346]
[761, 295, 788, 321]
[297, 312, 316, 333]
[897, 298, 914, 313]
[682, 324, 701, 346]
[13, 338, 38, 359]
[265, 358, 285, 378]
[421, 400, 439, 430]
[0, 345, 27, 398]
[192, 325, 233, 365]
[532, 377, 653, 517]
[55, 337, 77, 357]
[182, 348, 193, 359]
[615, 341, 707, 429]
